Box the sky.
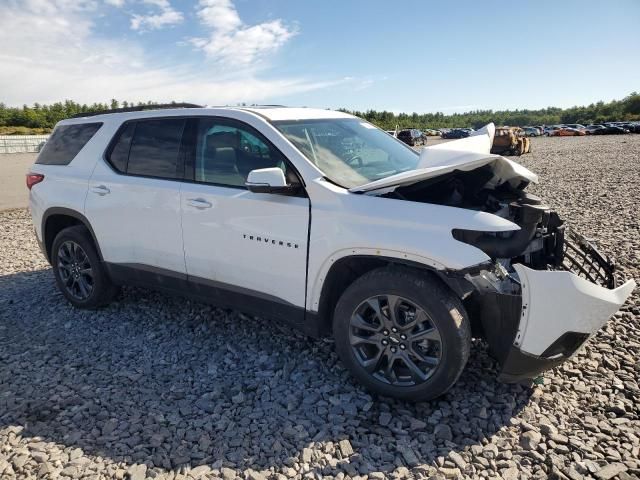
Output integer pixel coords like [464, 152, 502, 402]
[1, 0, 639, 113]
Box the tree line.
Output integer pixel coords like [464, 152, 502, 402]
[340, 92, 640, 130]
[0, 100, 172, 134]
[0, 93, 639, 134]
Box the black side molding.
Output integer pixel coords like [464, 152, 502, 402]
[104, 262, 325, 338]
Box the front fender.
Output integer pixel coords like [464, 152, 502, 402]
[306, 181, 520, 311]
[308, 247, 450, 312]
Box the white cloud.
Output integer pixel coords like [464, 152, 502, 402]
[130, 0, 183, 31]
[104, 0, 125, 6]
[0, 0, 341, 107]
[197, 0, 241, 33]
[190, 0, 297, 66]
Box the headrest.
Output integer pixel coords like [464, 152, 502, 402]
[206, 131, 239, 150]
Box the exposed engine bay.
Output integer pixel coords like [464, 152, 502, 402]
[384, 166, 616, 289]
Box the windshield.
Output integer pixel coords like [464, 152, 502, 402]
[273, 118, 419, 188]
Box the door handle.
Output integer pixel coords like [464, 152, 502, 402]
[90, 185, 110, 195]
[187, 198, 212, 209]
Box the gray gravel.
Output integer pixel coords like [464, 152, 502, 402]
[1, 135, 639, 479]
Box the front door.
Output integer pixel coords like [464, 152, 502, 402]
[179, 117, 310, 320]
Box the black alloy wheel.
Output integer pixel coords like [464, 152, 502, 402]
[57, 240, 94, 300]
[333, 267, 471, 401]
[51, 225, 120, 308]
[349, 294, 442, 386]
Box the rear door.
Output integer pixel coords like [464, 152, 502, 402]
[86, 118, 187, 275]
[179, 117, 310, 319]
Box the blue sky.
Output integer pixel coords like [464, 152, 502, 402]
[1, 0, 639, 113]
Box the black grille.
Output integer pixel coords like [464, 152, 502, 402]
[560, 229, 616, 289]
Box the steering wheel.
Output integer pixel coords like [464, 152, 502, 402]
[346, 155, 363, 167]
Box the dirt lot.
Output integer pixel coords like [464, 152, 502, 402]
[0, 153, 35, 210]
[0, 135, 639, 480]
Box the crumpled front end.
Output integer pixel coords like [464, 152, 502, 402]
[462, 229, 635, 383]
[364, 121, 636, 382]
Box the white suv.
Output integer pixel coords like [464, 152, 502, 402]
[28, 105, 635, 401]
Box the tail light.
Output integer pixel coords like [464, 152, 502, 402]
[26, 173, 45, 190]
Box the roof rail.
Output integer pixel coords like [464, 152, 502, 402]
[70, 103, 203, 118]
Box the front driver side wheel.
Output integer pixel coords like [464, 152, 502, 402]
[333, 267, 471, 401]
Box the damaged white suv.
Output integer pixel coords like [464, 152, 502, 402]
[28, 105, 635, 401]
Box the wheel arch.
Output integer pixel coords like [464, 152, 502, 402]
[312, 253, 472, 336]
[42, 207, 103, 263]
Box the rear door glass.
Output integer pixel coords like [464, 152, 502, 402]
[36, 123, 102, 165]
[126, 119, 186, 179]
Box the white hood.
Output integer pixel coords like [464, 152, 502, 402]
[349, 123, 539, 193]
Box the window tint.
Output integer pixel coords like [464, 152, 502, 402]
[106, 122, 135, 173]
[194, 119, 288, 187]
[127, 119, 186, 179]
[36, 123, 102, 165]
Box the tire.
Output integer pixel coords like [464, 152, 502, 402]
[51, 225, 119, 309]
[332, 267, 471, 401]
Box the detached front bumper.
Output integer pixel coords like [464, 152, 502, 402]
[498, 265, 635, 382]
[472, 233, 636, 384]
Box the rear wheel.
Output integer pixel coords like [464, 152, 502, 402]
[51, 226, 119, 309]
[333, 267, 471, 401]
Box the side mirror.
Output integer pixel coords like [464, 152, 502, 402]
[245, 168, 295, 194]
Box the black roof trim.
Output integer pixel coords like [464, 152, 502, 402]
[70, 103, 203, 118]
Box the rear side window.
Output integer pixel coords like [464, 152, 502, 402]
[126, 119, 186, 179]
[36, 123, 102, 165]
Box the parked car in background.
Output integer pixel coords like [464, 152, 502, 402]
[548, 126, 586, 136]
[523, 127, 541, 137]
[564, 124, 587, 132]
[585, 125, 606, 134]
[619, 123, 640, 133]
[423, 128, 440, 136]
[590, 125, 629, 135]
[442, 128, 472, 139]
[397, 129, 426, 146]
[544, 125, 561, 136]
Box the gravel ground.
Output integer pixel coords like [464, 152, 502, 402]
[1, 135, 639, 480]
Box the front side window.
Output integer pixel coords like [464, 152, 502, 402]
[274, 118, 419, 188]
[126, 119, 186, 179]
[36, 122, 102, 165]
[194, 118, 289, 187]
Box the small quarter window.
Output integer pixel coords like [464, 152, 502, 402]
[36, 123, 102, 165]
[106, 122, 135, 173]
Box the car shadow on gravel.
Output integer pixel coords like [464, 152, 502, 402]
[0, 268, 533, 477]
